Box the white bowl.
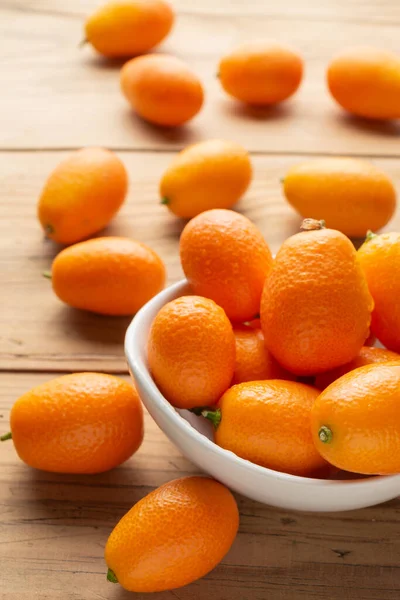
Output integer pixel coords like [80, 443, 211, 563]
[125, 280, 400, 512]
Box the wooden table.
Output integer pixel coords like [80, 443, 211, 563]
[1, 1, 399, 598]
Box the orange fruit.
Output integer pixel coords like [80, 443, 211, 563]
[219, 41, 303, 105]
[105, 476, 239, 592]
[327, 47, 400, 120]
[180, 209, 273, 322]
[37, 147, 128, 245]
[50, 237, 165, 316]
[85, 0, 174, 58]
[160, 140, 252, 218]
[203, 381, 327, 476]
[311, 362, 400, 474]
[148, 296, 235, 408]
[232, 324, 293, 385]
[358, 232, 400, 352]
[1, 373, 143, 474]
[315, 346, 400, 390]
[283, 158, 396, 238]
[261, 219, 374, 375]
[121, 54, 204, 126]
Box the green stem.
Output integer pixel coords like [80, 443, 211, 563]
[79, 38, 88, 49]
[106, 568, 118, 584]
[1, 432, 12, 442]
[280, 177, 285, 184]
[160, 197, 170, 205]
[366, 230, 377, 242]
[318, 425, 333, 444]
[45, 224, 54, 235]
[190, 407, 221, 430]
[42, 271, 52, 279]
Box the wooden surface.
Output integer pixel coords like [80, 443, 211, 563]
[1, 0, 400, 598]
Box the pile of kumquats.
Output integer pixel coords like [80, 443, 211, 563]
[2, 0, 400, 594]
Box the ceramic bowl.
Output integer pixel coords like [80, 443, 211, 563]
[125, 280, 400, 512]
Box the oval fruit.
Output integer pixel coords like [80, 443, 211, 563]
[105, 476, 239, 592]
[148, 296, 235, 408]
[315, 346, 400, 390]
[219, 41, 303, 105]
[160, 140, 252, 218]
[283, 158, 396, 238]
[327, 47, 400, 120]
[358, 232, 400, 352]
[206, 381, 327, 476]
[85, 0, 174, 58]
[311, 362, 400, 474]
[2, 373, 143, 474]
[232, 324, 293, 385]
[121, 54, 204, 126]
[261, 220, 374, 375]
[51, 237, 165, 316]
[180, 209, 273, 322]
[38, 147, 128, 245]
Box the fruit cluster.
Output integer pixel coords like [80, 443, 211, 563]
[149, 211, 400, 479]
[83, 1, 400, 123]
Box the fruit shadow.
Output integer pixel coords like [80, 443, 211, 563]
[221, 98, 295, 122]
[122, 109, 202, 148]
[56, 305, 131, 351]
[112, 588, 181, 600]
[84, 55, 133, 70]
[337, 113, 400, 137]
[16, 462, 153, 525]
[84, 48, 172, 71]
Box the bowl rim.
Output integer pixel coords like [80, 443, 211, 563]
[125, 279, 400, 491]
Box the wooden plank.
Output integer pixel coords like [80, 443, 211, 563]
[1, 4, 400, 155]
[1, 150, 399, 373]
[8, 0, 400, 22]
[1, 372, 399, 600]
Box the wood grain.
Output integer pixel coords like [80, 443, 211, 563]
[1, 373, 400, 600]
[2, 151, 399, 373]
[1, 2, 400, 154]
[7, 0, 400, 20]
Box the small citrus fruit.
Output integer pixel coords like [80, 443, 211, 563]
[358, 232, 400, 352]
[219, 41, 303, 105]
[180, 209, 273, 322]
[121, 54, 204, 126]
[148, 296, 235, 408]
[84, 0, 174, 57]
[38, 147, 128, 245]
[283, 158, 396, 238]
[50, 237, 165, 316]
[327, 47, 400, 120]
[315, 346, 400, 390]
[1, 373, 143, 474]
[160, 140, 252, 218]
[261, 219, 374, 375]
[203, 381, 327, 476]
[232, 325, 293, 384]
[105, 476, 239, 592]
[311, 362, 400, 474]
